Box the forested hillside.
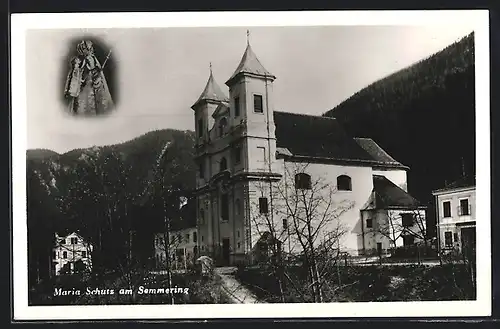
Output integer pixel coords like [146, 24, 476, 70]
[26, 129, 197, 287]
[324, 33, 475, 211]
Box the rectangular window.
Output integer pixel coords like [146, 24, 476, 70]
[259, 197, 269, 214]
[283, 218, 288, 230]
[366, 218, 373, 228]
[71, 237, 77, 244]
[63, 251, 67, 259]
[443, 201, 451, 218]
[257, 146, 266, 163]
[221, 193, 229, 222]
[178, 234, 182, 244]
[199, 162, 204, 179]
[254, 94, 263, 113]
[193, 232, 197, 243]
[237, 230, 240, 238]
[234, 97, 240, 117]
[61, 239, 66, 245]
[82, 251, 87, 258]
[201, 235, 204, 242]
[460, 199, 470, 216]
[237, 242, 241, 249]
[234, 146, 241, 164]
[53, 251, 56, 259]
[401, 213, 414, 227]
[444, 231, 453, 247]
[453, 232, 459, 242]
[186, 233, 190, 242]
[198, 119, 203, 137]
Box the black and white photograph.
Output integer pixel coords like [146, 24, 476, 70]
[62, 37, 116, 116]
[11, 10, 490, 320]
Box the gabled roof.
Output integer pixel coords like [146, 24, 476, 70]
[354, 138, 408, 169]
[363, 175, 422, 210]
[226, 43, 275, 85]
[192, 71, 229, 109]
[274, 111, 377, 163]
[273, 111, 408, 169]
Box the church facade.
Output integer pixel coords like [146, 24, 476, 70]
[192, 38, 426, 266]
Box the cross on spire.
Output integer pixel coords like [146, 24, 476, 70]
[209, 62, 213, 74]
[246, 29, 250, 45]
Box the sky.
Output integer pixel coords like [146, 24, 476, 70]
[26, 25, 475, 153]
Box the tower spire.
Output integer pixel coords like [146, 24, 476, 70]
[209, 62, 213, 75]
[226, 31, 276, 86]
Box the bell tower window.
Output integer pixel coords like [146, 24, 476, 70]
[219, 117, 227, 137]
[234, 97, 240, 117]
[254, 94, 263, 113]
[197, 118, 203, 138]
[220, 157, 228, 172]
[234, 145, 242, 164]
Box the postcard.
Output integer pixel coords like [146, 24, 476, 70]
[11, 10, 491, 320]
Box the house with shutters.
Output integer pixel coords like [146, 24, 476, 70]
[432, 176, 476, 255]
[191, 35, 426, 265]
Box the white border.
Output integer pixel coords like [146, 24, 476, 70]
[12, 10, 491, 320]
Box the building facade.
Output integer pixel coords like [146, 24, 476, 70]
[191, 38, 425, 265]
[154, 226, 198, 270]
[432, 177, 476, 254]
[52, 232, 93, 276]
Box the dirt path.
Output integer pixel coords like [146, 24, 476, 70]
[215, 267, 264, 304]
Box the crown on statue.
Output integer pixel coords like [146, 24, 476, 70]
[76, 40, 94, 56]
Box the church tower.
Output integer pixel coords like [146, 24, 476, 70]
[193, 33, 282, 266]
[191, 64, 229, 148]
[225, 32, 279, 174]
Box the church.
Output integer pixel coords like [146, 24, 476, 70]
[191, 35, 426, 266]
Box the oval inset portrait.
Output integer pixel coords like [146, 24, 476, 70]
[62, 36, 118, 117]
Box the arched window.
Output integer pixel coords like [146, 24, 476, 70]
[219, 117, 227, 137]
[220, 157, 227, 172]
[199, 209, 204, 224]
[295, 173, 312, 190]
[337, 175, 352, 191]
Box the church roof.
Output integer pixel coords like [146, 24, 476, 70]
[192, 71, 229, 109]
[367, 175, 422, 210]
[273, 111, 408, 169]
[353, 138, 407, 169]
[226, 43, 275, 85]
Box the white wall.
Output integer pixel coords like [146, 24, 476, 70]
[154, 227, 198, 268]
[373, 168, 408, 191]
[243, 160, 415, 256]
[361, 208, 426, 254]
[53, 232, 93, 275]
[435, 187, 476, 250]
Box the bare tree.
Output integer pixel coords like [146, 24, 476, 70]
[249, 178, 292, 303]
[250, 162, 353, 303]
[364, 208, 427, 262]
